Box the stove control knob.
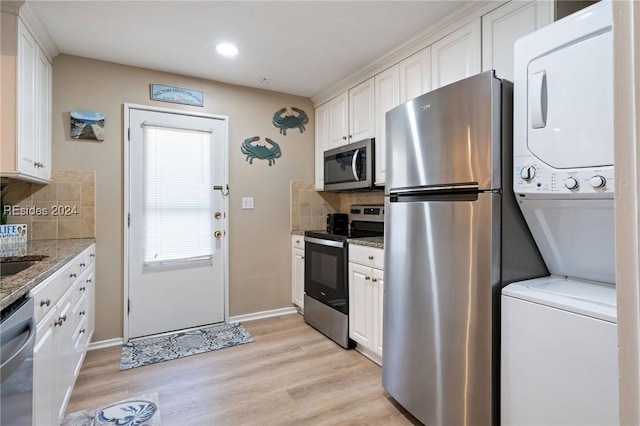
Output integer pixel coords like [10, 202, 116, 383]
[520, 166, 536, 182]
[564, 177, 579, 190]
[590, 175, 607, 189]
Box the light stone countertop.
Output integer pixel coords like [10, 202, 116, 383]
[1, 238, 95, 311]
[348, 236, 384, 249]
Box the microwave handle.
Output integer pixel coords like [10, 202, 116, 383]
[351, 149, 360, 180]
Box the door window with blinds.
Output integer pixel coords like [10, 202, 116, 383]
[142, 123, 213, 265]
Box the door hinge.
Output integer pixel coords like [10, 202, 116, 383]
[127, 213, 130, 227]
[127, 128, 130, 141]
[127, 299, 131, 314]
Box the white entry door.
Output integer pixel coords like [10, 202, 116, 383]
[127, 107, 227, 339]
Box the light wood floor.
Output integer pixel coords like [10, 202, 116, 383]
[67, 313, 421, 425]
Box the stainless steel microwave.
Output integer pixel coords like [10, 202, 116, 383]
[323, 138, 375, 192]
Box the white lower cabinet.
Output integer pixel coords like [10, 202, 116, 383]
[292, 236, 305, 310]
[348, 245, 384, 364]
[31, 243, 96, 425]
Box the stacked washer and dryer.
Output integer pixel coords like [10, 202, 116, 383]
[502, 2, 618, 425]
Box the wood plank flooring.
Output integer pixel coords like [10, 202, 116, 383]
[67, 313, 421, 425]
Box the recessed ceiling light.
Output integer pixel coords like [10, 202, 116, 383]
[215, 43, 239, 57]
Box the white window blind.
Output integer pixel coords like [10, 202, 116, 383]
[143, 123, 213, 264]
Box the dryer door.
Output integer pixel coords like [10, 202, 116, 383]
[527, 30, 613, 169]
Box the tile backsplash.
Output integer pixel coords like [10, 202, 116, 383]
[290, 181, 384, 231]
[2, 170, 96, 240]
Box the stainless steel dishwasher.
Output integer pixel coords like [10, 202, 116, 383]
[1, 297, 35, 426]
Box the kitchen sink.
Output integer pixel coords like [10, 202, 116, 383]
[0, 256, 48, 277]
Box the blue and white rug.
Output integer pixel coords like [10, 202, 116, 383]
[120, 322, 254, 370]
[62, 393, 160, 426]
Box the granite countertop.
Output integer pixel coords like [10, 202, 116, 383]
[0, 238, 95, 311]
[348, 236, 384, 249]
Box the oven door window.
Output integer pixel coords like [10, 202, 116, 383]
[305, 242, 347, 314]
[324, 149, 366, 185]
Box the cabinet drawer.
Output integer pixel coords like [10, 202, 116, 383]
[292, 235, 305, 250]
[84, 244, 96, 267]
[349, 245, 384, 269]
[31, 263, 72, 324]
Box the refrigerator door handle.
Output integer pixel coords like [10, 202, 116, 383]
[389, 183, 480, 203]
[351, 149, 360, 181]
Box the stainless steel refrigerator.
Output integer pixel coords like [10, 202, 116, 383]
[382, 71, 547, 426]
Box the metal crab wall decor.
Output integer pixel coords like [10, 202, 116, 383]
[272, 107, 308, 135]
[241, 136, 282, 166]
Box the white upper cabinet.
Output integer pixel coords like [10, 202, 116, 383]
[374, 65, 399, 186]
[315, 102, 329, 190]
[1, 11, 52, 183]
[482, 0, 554, 82]
[325, 78, 375, 151]
[431, 18, 481, 90]
[348, 77, 375, 143]
[399, 47, 432, 104]
[327, 91, 349, 149]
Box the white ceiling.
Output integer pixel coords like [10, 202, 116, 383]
[27, 1, 466, 98]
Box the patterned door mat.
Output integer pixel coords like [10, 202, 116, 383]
[120, 322, 254, 370]
[62, 393, 160, 426]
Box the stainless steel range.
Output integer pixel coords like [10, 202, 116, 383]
[303, 205, 383, 348]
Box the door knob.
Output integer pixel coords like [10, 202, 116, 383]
[214, 211, 222, 220]
[214, 230, 222, 239]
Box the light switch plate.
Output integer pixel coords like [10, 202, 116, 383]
[242, 197, 254, 209]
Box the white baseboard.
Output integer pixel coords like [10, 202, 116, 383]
[88, 307, 297, 348]
[229, 306, 298, 323]
[88, 337, 124, 351]
[355, 345, 382, 367]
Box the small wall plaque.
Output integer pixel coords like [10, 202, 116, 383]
[150, 84, 204, 107]
[70, 110, 105, 141]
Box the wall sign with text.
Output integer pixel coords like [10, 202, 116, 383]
[150, 84, 204, 107]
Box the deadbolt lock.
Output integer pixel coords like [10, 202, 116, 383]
[214, 212, 222, 219]
[214, 230, 222, 239]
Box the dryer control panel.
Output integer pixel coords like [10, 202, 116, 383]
[514, 156, 614, 197]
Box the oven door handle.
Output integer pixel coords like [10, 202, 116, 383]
[304, 236, 346, 248]
[1, 316, 36, 383]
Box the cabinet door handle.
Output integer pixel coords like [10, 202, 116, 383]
[79, 286, 86, 291]
[70, 273, 77, 278]
[86, 279, 92, 283]
[368, 255, 374, 260]
[40, 299, 51, 307]
[89, 253, 95, 258]
[372, 278, 378, 282]
[54, 319, 63, 327]
[342, 136, 347, 140]
[80, 329, 86, 334]
[365, 276, 370, 280]
[79, 311, 86, 316]
[301, 256, 305, 260]
[80, 263, 86, 267]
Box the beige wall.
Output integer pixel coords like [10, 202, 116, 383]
[52, 54, 315, 341]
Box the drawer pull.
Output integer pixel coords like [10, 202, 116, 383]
[368, 256, 374, 260]
[60, 314, 67, 322]
[70, 273, 77, 278]
[80, 263, 86, 267]
[54, 319, 63, 327]
[372, 278, 378, 282]
[80, 329, 86, 334]
[86, 279, 92, 283]
[365, 276, 370, 280]
[79, 311, 86, 316]
[40, 299, 51, 307]
[79, 286, 86, 291]
[89, 253, 95, 258]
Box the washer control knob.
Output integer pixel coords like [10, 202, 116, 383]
[564, 177, 579, 190]
[589, 175, 607, 189]
[520, 166, 536, 182]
